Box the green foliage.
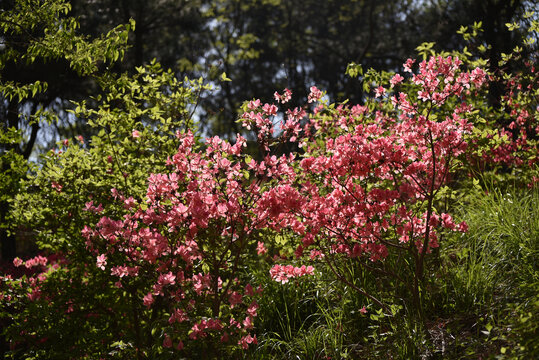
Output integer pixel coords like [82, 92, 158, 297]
[14, 61, 207, 251]
[0, 0, 132, 94]
[0, 0, 133, 154]
[0, 131, 29, 233]
[345, 62, 363, 79]
[0, 0, 133, 260]
[416, 41, 437, 60]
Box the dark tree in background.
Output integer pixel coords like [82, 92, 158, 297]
[198, 0, 436, 137]
[69, 0, 208, 70]
[62, 0, 536, 138]
[27, 0, 538, 140]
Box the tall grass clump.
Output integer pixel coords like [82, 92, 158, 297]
[439, 185, 538, 358]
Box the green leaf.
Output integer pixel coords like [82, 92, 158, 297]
[220, 72, 232, 82]
[346, 62, 363, 78]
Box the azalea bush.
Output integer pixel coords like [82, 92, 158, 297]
[249, 55, 487, 318]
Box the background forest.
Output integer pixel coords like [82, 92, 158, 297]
[1, 0, 538, 359]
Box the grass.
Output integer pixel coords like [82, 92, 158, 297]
[437, 186, 539, 358]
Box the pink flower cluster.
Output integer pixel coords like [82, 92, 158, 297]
[241, 90, 305, 149]
[269, 264, 315, 284]
[7, 255, 64, 303]
[13, 255, 48, 269]
[412, 56, 486, 105]
[81, 130, 283, 351]
[474, 59, 538, 182]
[274, 88, 292, 104]
[308, 86, 323, 103]
[250, 56, 483, 268]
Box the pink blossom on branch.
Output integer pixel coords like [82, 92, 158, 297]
[390, 74, 404, 88]
[274, 88, 292, 104]
[308, 86, 323, 103]
[13, 257, 24, 267]
[269, 264, 315, 284]
[256, 241, 267, 255]
[96, 254, 107, 270]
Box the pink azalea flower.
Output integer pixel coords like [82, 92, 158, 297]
[96, 254, 107, 270]
[229, 291, 243, 307]
[247, 99, 261, 110]
[51, 181, 63, 192]
[143, 293, 154, 307]
[308, 86, 322, 103]
[375, 86, 386, 98]
[390, 74, 404, 88]
[256, 241, 267, 255]
[13, 257, 23, 267]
